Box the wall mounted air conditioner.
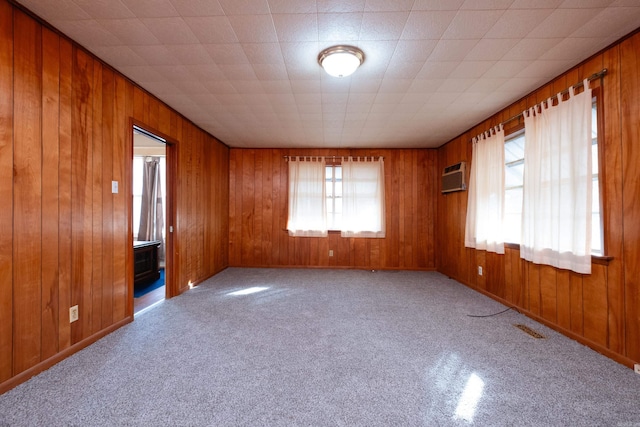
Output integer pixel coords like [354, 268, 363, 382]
[441, 162, 466, 193]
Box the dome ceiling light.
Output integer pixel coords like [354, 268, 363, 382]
[318, 45, 365, 78]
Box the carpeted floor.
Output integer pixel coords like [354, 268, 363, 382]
[0, 268, 638, 426]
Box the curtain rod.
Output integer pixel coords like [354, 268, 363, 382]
[495, 68, 607, 129]
[283, 155, 384, 160]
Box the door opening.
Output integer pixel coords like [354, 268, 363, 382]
[132, 125, 171, 315]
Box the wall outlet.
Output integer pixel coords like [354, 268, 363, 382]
[634, 364, 640, 375]
[329, 250, 334, 257]
[69, 305, 79, 323]
[478, 266, 483, 276]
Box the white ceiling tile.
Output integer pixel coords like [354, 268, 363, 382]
[318, 13, 363, 41]
[116, 65, 166, 83]
[204, 44, 250, 65]
[354, 40, 396, 78]
[484, 9, 555, 39]
[252, 63, 289, 80]
[416, 61, 458, 78]
[141, 17, 200, 44]
[467, 77, 508, 92]
[294, 93, 322, 104]
[71, 0, 135, 19]
[349, 78, 382, 93]
[230, 80, 264, 94]
[450, 61, 496, 78]
[460, 0, 515, 9]
[436, 78, 476, 93]
[540, 37, 601, 61]
[155, 64, 191, 79]
[19, 0, 91, 20]
[529, 8, 604, 38]
[412, 0, 465, 10]
[120, 0, 179, 17]
[570, 7, 640, 38]
[242, 43, 286, 64]
[509, 0, 563, 7]
[516, 59, 576, 79]
[268, 0, 318, 13]
[407, 79, 443, 93]
[502, 38, 564, 61]
[97, 19, 160, 45]
[464, 38, 519, 61]
[183, 16, 238, 43]
[218, 63, 257, 79]
[360, 12, 410, 40]
[383, 62, 424, 79]
[203, 80, 238, 94]
[229, 15, 278, 43]
[484, 60, 532, 78]
[280, 41, 321, 67]
[261, 80, 293, 93]
[401, 11, 457, 39]
[390, 40, 438, 63]
[441, 10, 505, 40]
[169, 0, 225, 16]
[317, 0, 366, 12]
[365, 0, 414, 12]
[165, 45, 214, 65]
[378, 78, 412, 93]
[185, 64, 226, 80]
[218, 0, 271, 15]
[559, 0, 616, 7]
[427, 40, 478, 61]
[129, 45, 180, 65]
[90, 46, 147, 67]
[273, 14, 319, 42]
[290, 79, 322, 93]
[50, 19, 122, 47]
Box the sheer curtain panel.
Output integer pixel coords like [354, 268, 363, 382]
[464, 125, 506, 254]
[287, 157, 327, 237]
[521, 80, 592, 274]
[138, 156, 165, 261]
[341, 157, 385, 238]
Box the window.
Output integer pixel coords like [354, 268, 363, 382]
[287, 157, 385, 238]
[326, 164, 342, 231]
[502, 99, 602, 255]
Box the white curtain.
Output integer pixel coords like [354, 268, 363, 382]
[138, 156, 164, 261]
[521, 80, 592, 274]
[286, 157, 327, 237]
[464, 125, 505, 254]
[341, 157, 385, 238]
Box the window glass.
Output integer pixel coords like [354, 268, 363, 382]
[326, 165, 342, 230]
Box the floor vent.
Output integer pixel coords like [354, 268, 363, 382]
[514, 324, 545, 339]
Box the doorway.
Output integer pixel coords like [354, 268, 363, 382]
[132, 125, 171, 315]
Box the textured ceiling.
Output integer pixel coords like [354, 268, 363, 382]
[15, 0, 640, 148]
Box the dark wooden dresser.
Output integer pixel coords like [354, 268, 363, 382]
[133, 240, 161, 287]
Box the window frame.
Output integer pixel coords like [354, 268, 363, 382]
[325, 162, 342, 232]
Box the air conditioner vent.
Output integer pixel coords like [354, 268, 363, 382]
[441, 161, 466, 193]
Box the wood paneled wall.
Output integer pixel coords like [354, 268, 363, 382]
[0, 1, 229, 393]
[436, 30, 640, 367]
[229, 149, 438, 270]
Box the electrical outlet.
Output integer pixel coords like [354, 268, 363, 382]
[329, 250, 334, 257]
[478, 266, 483, 276]
[69, 305, 79, 323]
[634, 364, 640, 375]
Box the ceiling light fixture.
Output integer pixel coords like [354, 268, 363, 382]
[318, 45, 364, 78]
